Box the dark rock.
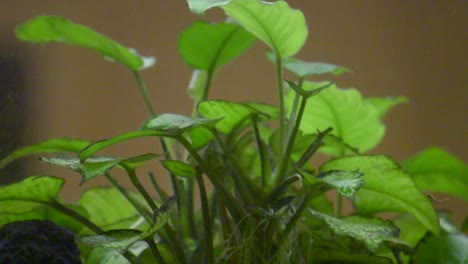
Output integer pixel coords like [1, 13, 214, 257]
[0, 220, 82, 264]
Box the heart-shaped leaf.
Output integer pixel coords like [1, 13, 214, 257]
[179, 20, 256, 71]
[267, 51, 349, 77]
[287, 82, 385, 155]
[403, 147, 468, 201]
[16, 16, 154, 71]
[221, 0, 307, 57]
[0, 176, 64, 215]
[0, 138, 90, 169]
[309, 210, 400, 252]
[79, 187, 149, 230]
[320, 155, 440, 235]
[198, 100, 267, 134]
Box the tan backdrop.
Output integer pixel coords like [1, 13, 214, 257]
[1, 1, 466, 222]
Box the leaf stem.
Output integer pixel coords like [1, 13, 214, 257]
[275, 89, 308, 184]
[176, 136, 243, 222]
[124, 168, 158, 213]
[105, 173, 153, 223]
[145, 237, 167, 264]
[133, 71, 155, 115]
[47, 200, 103, 234]
[335, 193, 343, 218]
[275, 53, 285, 161]
[195, 169, 214, 264]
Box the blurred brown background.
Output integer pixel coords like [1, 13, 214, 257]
[0, 1, 466, 222]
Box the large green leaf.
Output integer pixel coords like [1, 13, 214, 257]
[403, 147, 468, 201]
[309, 210, 399, 252]
[198, 100, 266, 134]
[0, 204, 89, 234]
[0, 138, 90, 169]
[79, 187, 149, 230]
[221, 0, 307, 57]
[0, 176, 64, 214]
[179, 20, 256, 71]
[320, 155, 440, 235]
[287, 82, 385, 156]
[266, 51, 349, 77]
[186, 0, 232, 14]
[16, 16, 154, 71]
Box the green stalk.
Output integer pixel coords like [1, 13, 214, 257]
[105, 173, 152, 223]
[279, 187, 314, 248]
[251, 116, 269, 190]
[275, 53, 285, 158]
[195, 170, 214, 264]
[293, 127, 333, 171]
[124, 167, 158, 213]
[176, 136, 243, 222]
[275, 92, 308, 184]
[133, 71, 155, 115]
[144, 237, 167, 264]
[48, 200, 103, 234]
[148, 172, 169, 201]
[211, 129, 259, 204]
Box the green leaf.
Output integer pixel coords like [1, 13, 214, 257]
[81, 197, 174, 249]
[141, 113, 219, 133]
[186, 0, 232, 14]
[0, 138, 90, 169]
[81, 229, 143, 249]
[366, 96, 408, 119]
[162, 160, 197, 178]
[0, 176, 64, 214]
[411, 230, 468, 264]
[198, 100, 266, 134]
[79, 130, 170, 162]
[267, 51, 349, 77]
[85, 247, 130, 264]
[308, 194, 334, 215]
[40, 156, 120, 182]
[120, 153, 160, 171]
[79, 187, 149, 230]
[307, 247, 393, 264]
[316, 170, 364, 199]
[187, 126, 215, 150]
[309, 210, 400, 252]
[393, 214, 428, 248]
[320, 155, 440, 235]
[16, 16, 154, 71]
[221, 0, 307, 57]
[403, 147, 468, 201]
[287, 82, 385, 155]
[245, 102, 279, 119]
[179, 20, 256, 71]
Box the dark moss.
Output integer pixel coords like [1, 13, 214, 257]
[0, 220, 81, 264]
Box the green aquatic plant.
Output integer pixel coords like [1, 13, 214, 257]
[0, 0, 466, 263]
